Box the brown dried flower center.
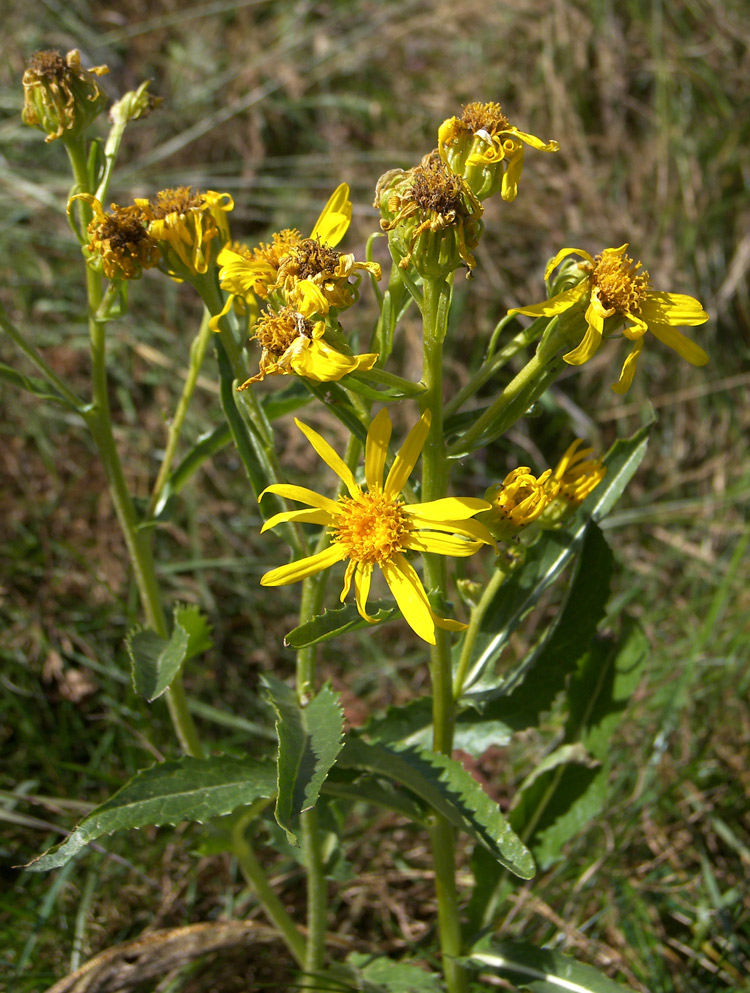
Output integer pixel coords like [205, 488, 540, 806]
[460, 101, 510, 136]
[253, 306, 312, 356]
[146, 186, 203, 219]
[284, 238, 342, 280]
[409, 159, 466, 216]
[27, 51, 67, 78]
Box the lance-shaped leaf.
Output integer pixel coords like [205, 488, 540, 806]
[467, 938, 637, 992]
[462, 423, 649, 693]
[338, 367, 426, 401]
[128, 604, 212, 701]
[0, 362, 80, 410]
[285, 600, 397, 649]
[338, 738, 535, 879]
[263, 676, 344, 845]
[26, 756, 276, 871]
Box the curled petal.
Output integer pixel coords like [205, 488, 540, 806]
[503, 126, 560, 152]
[500, 143, 524, 202]
[353, 563, 379, 623]
[508, 280, 589, 319]
[611, 338, 645, 395]
[290, 338, 377, 382]
[563, 323, 603, 365]
[544, 247, 594, 281]
[260, 507, 332, 532]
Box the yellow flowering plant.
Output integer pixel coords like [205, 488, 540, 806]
[7, 61, 712, 993]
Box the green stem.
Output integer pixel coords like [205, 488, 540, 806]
[148, 307, 214, 518]
[65, 134, 202, 757]
[452, 566, 508, 700]
[301, 805, 327, 980]
[231, 804, 306, 966]
[419, 276, 470, 993]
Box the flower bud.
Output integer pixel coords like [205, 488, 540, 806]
[478, 467, 558, 542]
[22, 50, 108, 143]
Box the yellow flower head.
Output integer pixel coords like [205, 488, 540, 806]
[69, 194, 161, 280]
[552, 439, 606, 505]
[509, 244, 710, 394]
[259, 409, 494, 644]
[480, 467, 559, 541]
[22, 49, 108, 143]
[134, 187, 233, 279]
[375, 152, 484, 277]
[237, 305, 377, 388]
[213, 184, 379, 328]
[438, 101, 559, 201]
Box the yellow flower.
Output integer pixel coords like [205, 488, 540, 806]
[259, 410, 494, 644]
[22, 49, 108, 143]
[438, 101, 559, 201]
[213, 183, 379, 327]
[69, 194, 160, 280]
[551, 439, 606, 506]
[480, 467, 559, 541]
[134, 187, 233, 279]
[509, 245, 710, 394]
[375, 152, 484, 277]
[237, 305, 378, 388]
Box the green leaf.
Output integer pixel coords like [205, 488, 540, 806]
[127, 625, 189, 702]
[0, 362, 78, 410]
[322, 769, 428, 823]
[303, 380, 369, 445]
[338, 367, 426, 401]
[26, 756, 276, 871]
[263, 677, 345, 845]
[467, 938, 637, 992]
[346, 953, 443, 991]
[464, 523, 613, 728]
[338, 738, 535, 878]
[173, 603, 213, 661]
[284, 600, 398, 649]
[158, 423, 232, 513]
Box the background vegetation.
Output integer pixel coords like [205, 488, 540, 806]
[1, 1, 748, 990]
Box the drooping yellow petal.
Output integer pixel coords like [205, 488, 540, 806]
[585, 291, 612, 334]
[381, 555, 436, 645]
[384, 410, 431, 498]
[310, 183, 352, 247]
[504, 126, 560, 153]
[640, 291, 709, 327]
[544, 247, 594, 281]
[340, 559, 356, 601]
[611, 338, 644, 395]
[260, 542, 347, 586]
[403, 532, 484, 556]
[259, 483, 340, 517]
[402, 496, 491, 520]
[290, 338, 377, 383]
[294, 418, 360, 498]
[208, 293, 234, 332]
[433, 614, 468, 632]
[365, 408, 392, 491]
[563, 323, 603, 365]
[260, 507, 333, 532]
[648, 323, 709, 365]
[508, 280, 589, 319]
[353, 563, 379, 623]
[500, 144, 524, 202]
[288, 279, 329, 318]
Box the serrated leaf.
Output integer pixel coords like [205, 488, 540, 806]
[462, 424, 650, 692]
[346, 953, 443, 991]
[26, 756, 276, 871]
[128, 625, 189, 702]
[468, 938, 637, 992]
[322, 769, 428, 823]
[173, 603, 213, 661]
[263, 677, 345, 845]
[464, 523, 613, 734]
[284, 600, 398, 649]
[338, 738, 535, 878]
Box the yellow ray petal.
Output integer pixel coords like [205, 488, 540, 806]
[260, 542, 347, 586]
[259, 483, 340, 516]
[365, 408, 392, 491]
[508, 281, 588, 319]
[289, 279, 329, 318]
[648, 323, 709, 366]
[544, 247, 593, 281]
[340, 559, 356, 601]
[381, 555, 436, 645]
[403, 532, 484, 556]
[294, 418, 360, 498]
[500, 144, 524, 202]
[310, 183, 352, 247]
[260, 507, 332, 533]
[402, 496, 490, 520]
[640, 291, 709, 327]
[291, 339, 377, 383]
[611, 338, 644, 395]
[384, 410, 431, 498]
[504, 126, 560, 152]
[563, 323, 602, 365]
[353, 563, 379, 623]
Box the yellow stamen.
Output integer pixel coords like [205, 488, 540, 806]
[589, 249, 650, 315]
[332, 491, 411, 565]
[253, 306, 312, 357]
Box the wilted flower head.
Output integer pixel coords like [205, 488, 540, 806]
[375, 152, 483, 277]
[438, 101, 558, 201]
[22, 49, 108, 143]
[134, 187, 233, 280]
[509, 244, 710, 394]
[538, 440, 606, 527]
[70, 194, 160, 280]
[237, 305, 377, 388]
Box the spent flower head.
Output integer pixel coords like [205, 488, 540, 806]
[509, 244, 710, 394]
[69, 194, 160, 280]
[259, 409, 494, 644]
[237, 305, 377, 388]
[438, 101, 559, 201]
[134, 186, 233, 280]
[22, 49, 109, 144]
[375, 152, 483, 278]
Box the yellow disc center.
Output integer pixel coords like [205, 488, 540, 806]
[333, 491, 410, 565]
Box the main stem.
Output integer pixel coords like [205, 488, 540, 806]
[420, 277, 470, 993]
